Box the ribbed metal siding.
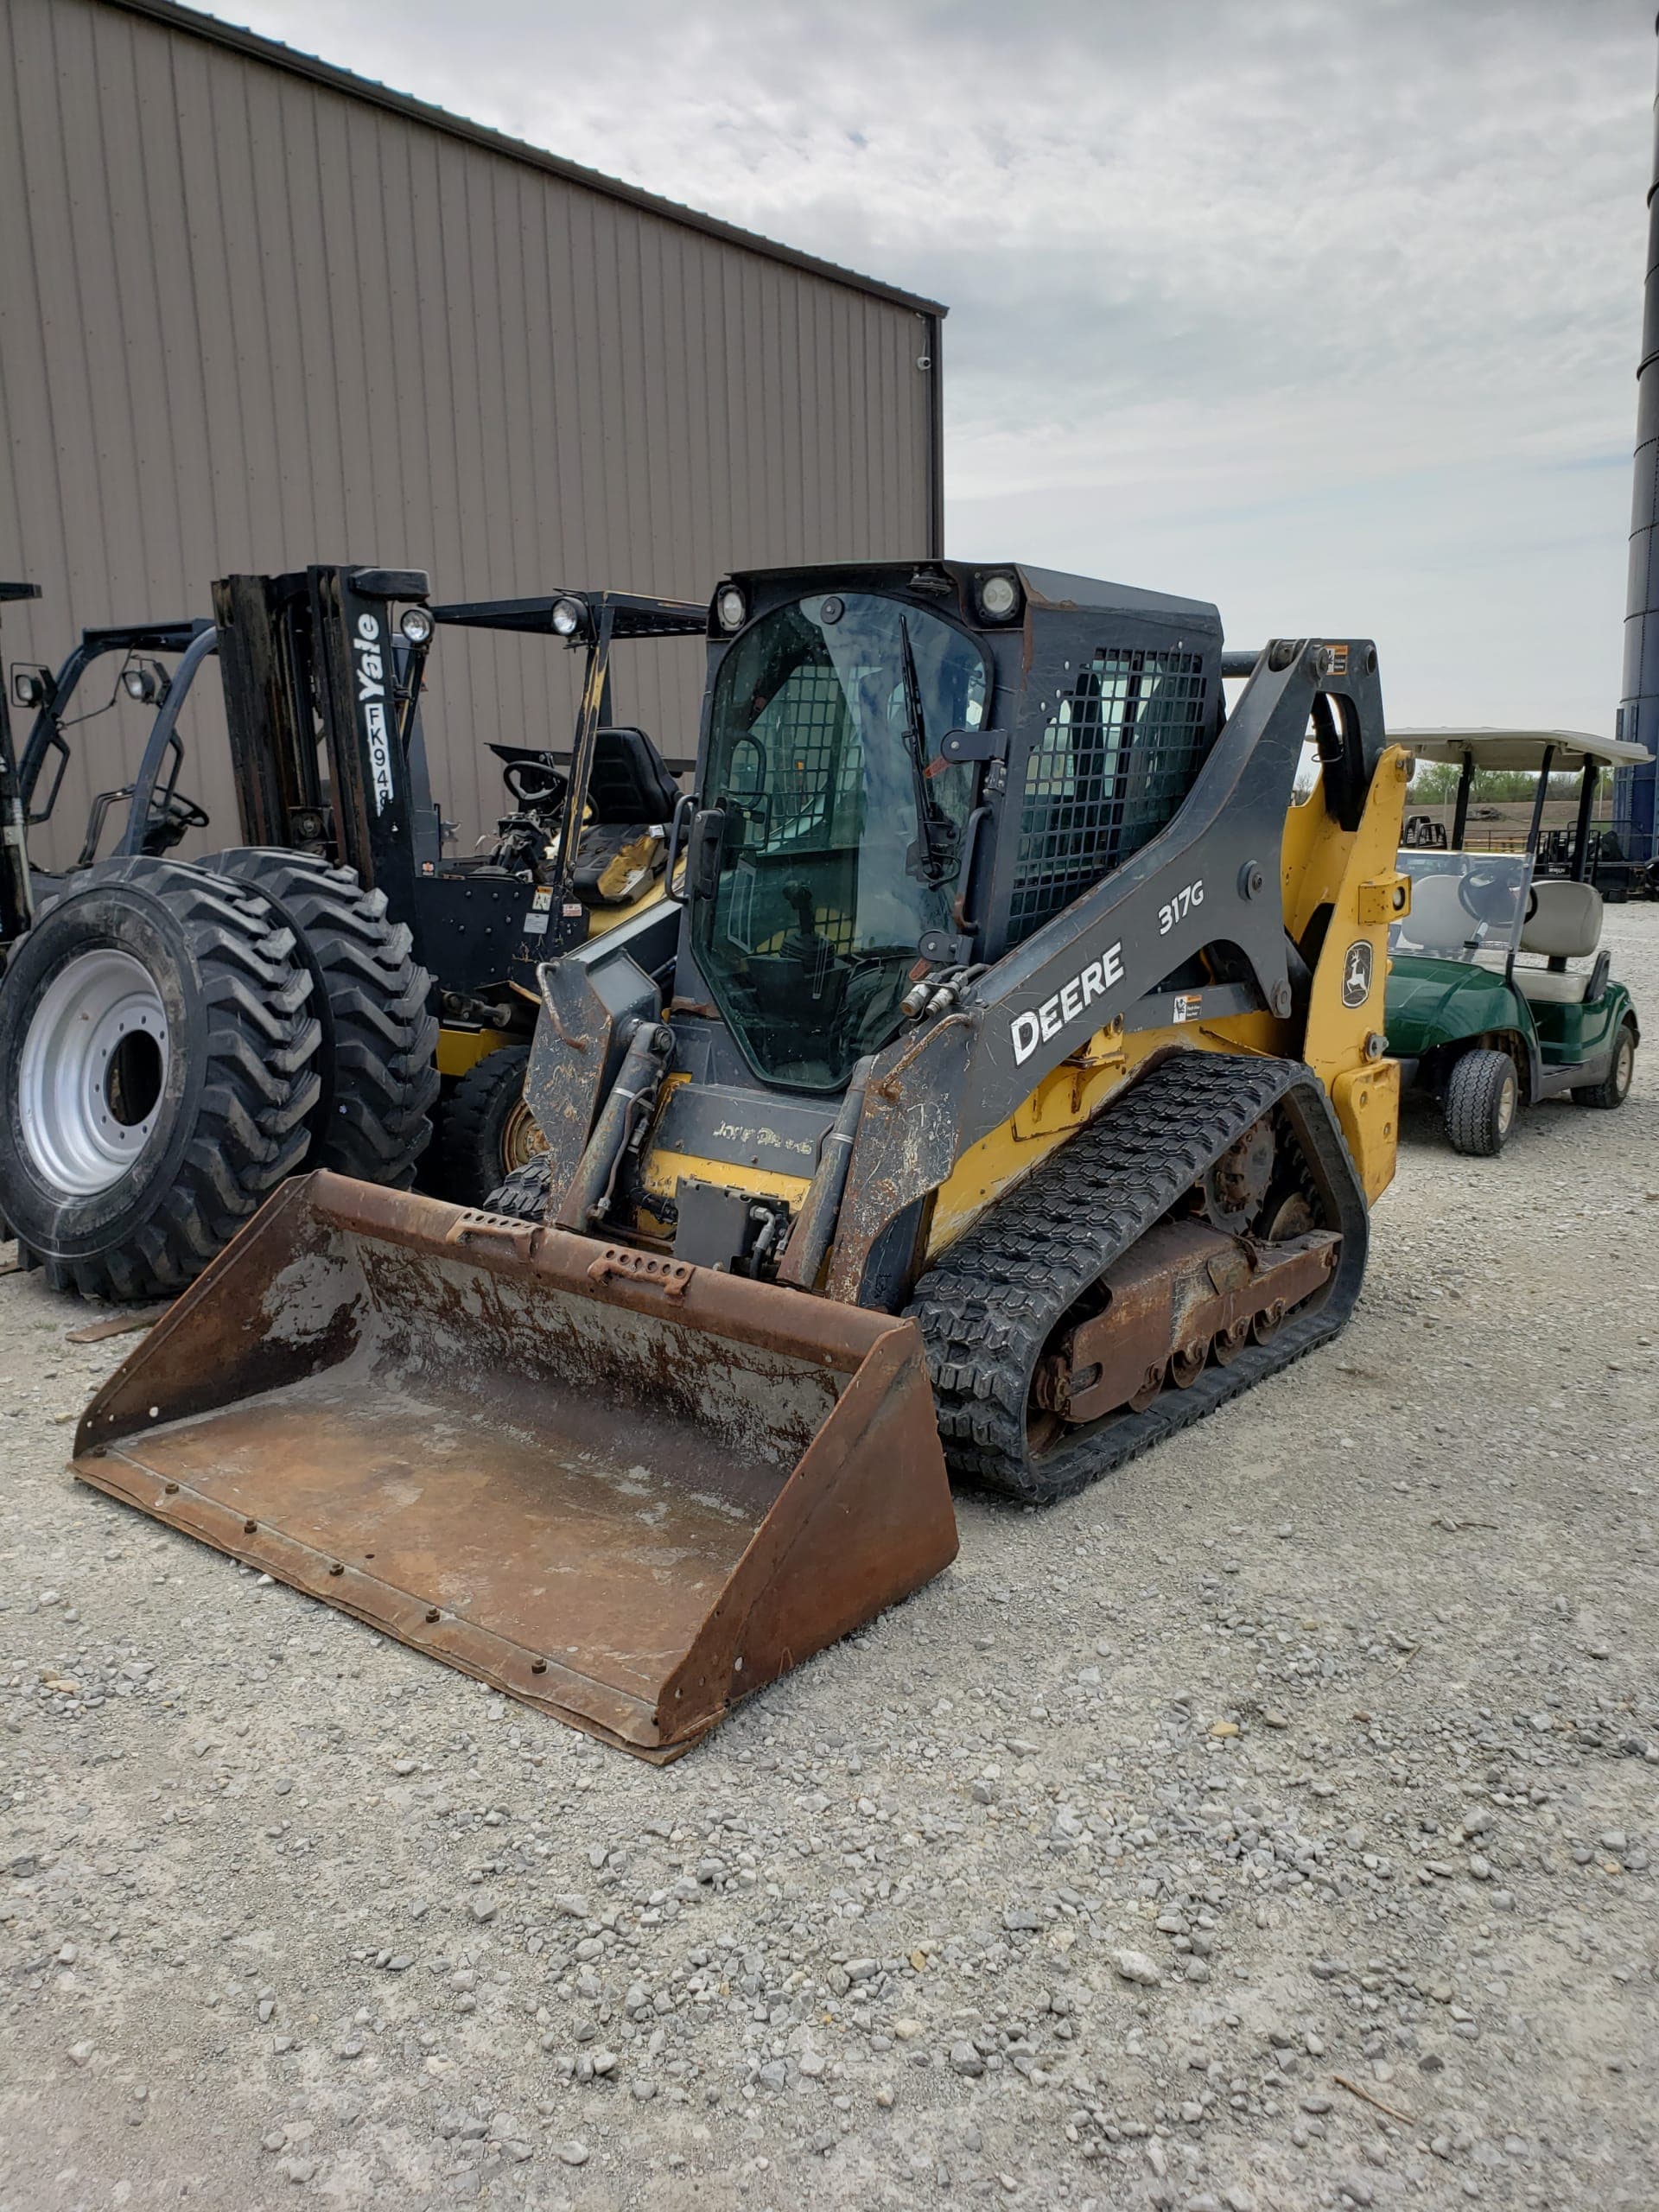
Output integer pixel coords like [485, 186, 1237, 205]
[0, 0, 941, 868]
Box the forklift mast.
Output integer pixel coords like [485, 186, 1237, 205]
[214, 566, 442, 887]
[214, 564, 703, 995]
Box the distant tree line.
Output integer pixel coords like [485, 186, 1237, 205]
[1407, 764, 1582, 804]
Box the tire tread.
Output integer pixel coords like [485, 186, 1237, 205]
[3, 855, 321, 1300]
[197, 849, 439, 1185]
[1442, 1047, 1516, 1156]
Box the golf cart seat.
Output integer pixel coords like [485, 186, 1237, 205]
[1514, 879, 1604, 1005]
[1393, 871, 1470, 951]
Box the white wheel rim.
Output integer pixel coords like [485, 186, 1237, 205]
[17, 949, 171, 1195]
[1497, 1072, 1516, 1135]
[1618, 1032, 1634, 1095]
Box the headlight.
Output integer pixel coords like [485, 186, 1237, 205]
[550, 597, 587, 639]
[976, 572, 1021, 622]
[121, 659, 168, 706]
[399, 606, 435, 646]
[715, 584, 747, 632]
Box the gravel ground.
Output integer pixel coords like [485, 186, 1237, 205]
[3, 908, 1656, 2212]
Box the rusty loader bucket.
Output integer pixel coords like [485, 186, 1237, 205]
[72, 1173, 957, 1758]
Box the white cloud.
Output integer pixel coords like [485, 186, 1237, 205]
[239, 0, 1653, 728]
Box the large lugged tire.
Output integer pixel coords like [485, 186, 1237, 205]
[1442, 1046, 1519, 1155]
[483, 1149, 552, 1222]
[436, 1043, 543, 1208]
[196, 849, 439, 1185]
[1573, 1018, 1636, 1109]
[0, 856, 321, 1300]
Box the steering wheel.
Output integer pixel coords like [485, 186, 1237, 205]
[503, 759, 568, 812]
[1455, 868, 1515, 926]
[138, 788, 210, 858]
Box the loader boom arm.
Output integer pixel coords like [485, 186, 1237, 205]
[818, 639, 1403, 1300]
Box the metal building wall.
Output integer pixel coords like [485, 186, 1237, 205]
[0, 0, 944, 868]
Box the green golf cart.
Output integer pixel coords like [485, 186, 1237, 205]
[1385, 729, 1643, 1155]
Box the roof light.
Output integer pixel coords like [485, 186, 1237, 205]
[715, 585, 747, 633]
[398, 606, 435, 646]
[976, 572, 1020, 622]
[550, 597, 587, 639]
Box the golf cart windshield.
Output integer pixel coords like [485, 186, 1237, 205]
[1390, 851, 1534, 963]
[693, 593, 986, 1090]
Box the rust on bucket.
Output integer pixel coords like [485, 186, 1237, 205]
[72, 1173, 957, 1757]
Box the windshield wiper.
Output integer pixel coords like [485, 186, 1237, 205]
[899, 614, 960, 888]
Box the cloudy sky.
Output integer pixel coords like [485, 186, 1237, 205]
[239, 0, 1654, 732]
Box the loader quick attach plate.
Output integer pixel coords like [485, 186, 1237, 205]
[71, 1176, 957, 1759]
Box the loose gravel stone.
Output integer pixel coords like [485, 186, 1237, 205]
[3, 905, 1659, 2209]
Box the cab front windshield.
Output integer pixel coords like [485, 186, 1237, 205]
[693, 593, 986, 1090]
[1390, 850, 1534, 963]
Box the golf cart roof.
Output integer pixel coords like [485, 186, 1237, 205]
[1394, 728, 1649, 772]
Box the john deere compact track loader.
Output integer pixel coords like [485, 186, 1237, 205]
[73, 563, 1410, 1757]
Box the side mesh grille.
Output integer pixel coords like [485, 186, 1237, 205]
[1008, 647, 1211, 943]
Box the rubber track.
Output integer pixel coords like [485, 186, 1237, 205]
[20, 857, 321, 1300]
[199, 850, 439, 1185]
[906, 1052, 1370, 1504]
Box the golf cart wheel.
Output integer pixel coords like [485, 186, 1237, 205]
[197, 849, 439, 1185]
[0, 856, 321, 1300]
[1573, 1019, 1637, 1110]
[437, 1043, 543, 1208]
[483, 1148, 553, 1224]
[1443, 1046, 1519, 1157]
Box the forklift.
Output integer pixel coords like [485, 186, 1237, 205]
[0, 563, 702, 1296]
[208, 565, 702, 1198]
[3, 599, 216, 945]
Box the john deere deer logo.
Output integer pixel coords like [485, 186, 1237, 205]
[1342, 940, 1373, 1009]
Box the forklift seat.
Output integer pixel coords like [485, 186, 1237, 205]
[588, 728, 681, 826]
[571, 729, 681, 909]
